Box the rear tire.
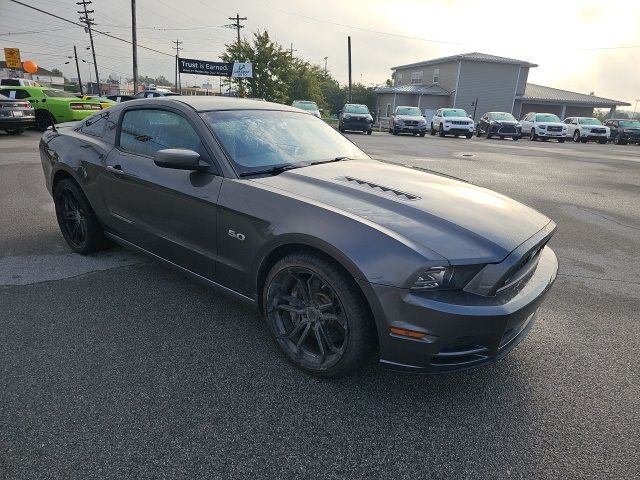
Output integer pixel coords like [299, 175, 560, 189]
[512, 136, 520, 141]
[263, 252, 375, 377]
[35, 110, 55, 132]
[54, 178, 108, 254]
[366, 129, 372, 135]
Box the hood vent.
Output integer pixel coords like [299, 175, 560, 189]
[338, 176, 420, 201]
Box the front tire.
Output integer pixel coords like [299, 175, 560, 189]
[530, 129, 538, 141]
[558, 138, 565, 143]
[438, 124, 445, 137]
[573, 130, 580, 142]
[366, 129, 372, 135]
[263, 252, 375, 377]
[430, 123, 436, 135]
[465, 133, 473, 139]
[54, 178, 107, 254]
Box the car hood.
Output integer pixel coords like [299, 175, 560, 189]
[252, 160, 551, 264]
[396, 115, 425, 121]
[492, 120, 519, 125]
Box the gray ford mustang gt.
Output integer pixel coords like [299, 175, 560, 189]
[39, 96, 558, 377]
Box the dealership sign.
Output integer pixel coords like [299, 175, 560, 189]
[178, 58, 253, 78]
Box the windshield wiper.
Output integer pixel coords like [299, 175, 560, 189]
[239, 164, 306, 177]
[309, 156, 351, 166]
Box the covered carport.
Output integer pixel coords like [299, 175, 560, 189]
[514, 83, 630, 119]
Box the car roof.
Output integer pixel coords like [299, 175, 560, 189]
[159, 96, 302, 113]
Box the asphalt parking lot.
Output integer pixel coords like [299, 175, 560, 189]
[1, 129, 638, 479]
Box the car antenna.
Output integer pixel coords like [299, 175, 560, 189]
[49, 113, 57, 133]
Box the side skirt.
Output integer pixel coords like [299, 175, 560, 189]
[104, 232, 258, 309]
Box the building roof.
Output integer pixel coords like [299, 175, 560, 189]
[392, 52, 538, 70]
[0, 61, 56, 76]
[521, 83, 630, 107]
[374, 83, 451, 96]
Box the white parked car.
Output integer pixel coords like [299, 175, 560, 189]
[292, 100, 321, 118]
[520, 112, 567, 142]
[430, 108, 474, 138]
[563, 117, 609, 144]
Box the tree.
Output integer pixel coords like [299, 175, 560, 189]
[221, 30, 291, 102]
[51, 68, 63, 77]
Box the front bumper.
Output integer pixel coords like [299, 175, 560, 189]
[442, 124, 474, 134]
[395, 124, 427, 133]
[360, 245, 558, 373]
[537, 130, 566, 138]
[342, 119, 372, 131]
[488, 124, 521, 137]
[620, 133, 640, 142]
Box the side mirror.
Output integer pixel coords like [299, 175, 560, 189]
[154, 149, 203, 170]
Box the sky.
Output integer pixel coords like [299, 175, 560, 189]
[1, 0, 639, 106]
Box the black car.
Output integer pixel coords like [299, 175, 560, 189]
[0, 92, 35, 134]
[338, 103, 373, 134]
[39, 96, 558, 377]
[476, 112, 521, 140]
[604, 119, 640, 145]
[388, 106, 427, 136]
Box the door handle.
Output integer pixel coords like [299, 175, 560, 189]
[106, 165, 125, 175]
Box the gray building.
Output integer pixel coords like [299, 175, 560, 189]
[376, 52, 629, 121]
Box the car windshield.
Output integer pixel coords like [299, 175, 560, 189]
[292, 101, 318, 111]
[344, 104, 369, 114]
[396, 107, 422, 116]
[443, 109, 468, 117]
[578, 118, 602, 125]
[535, 114, 561, 122]
[202, 110, 368, 173]
[490, 112, 516, 121]
[43, 89, 74, 98]
[619, 120, 640, 127]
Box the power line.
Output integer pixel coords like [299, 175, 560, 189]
[8, 0, 173, 57]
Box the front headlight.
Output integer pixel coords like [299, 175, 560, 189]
[344, 114, 351, 120]
[444, 120, 451, 124]
[411, 265, 483, 291]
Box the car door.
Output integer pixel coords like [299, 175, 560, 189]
[432, 109, 442, 128]
[520, 113, 532, 134]
[99, 106, 223, 280]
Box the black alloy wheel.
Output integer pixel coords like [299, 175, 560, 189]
[54, 178, 107, 254]
[264, 253, 373, 377]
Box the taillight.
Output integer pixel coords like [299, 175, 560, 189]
[70, 103, 102, 110]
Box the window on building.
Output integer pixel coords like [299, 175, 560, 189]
[433, 68, 440, 83]
[395, 72, 402, 85]
[386, 103, 392, 117]
[410, 71, 423, 85]
[119, 109, 201, 157]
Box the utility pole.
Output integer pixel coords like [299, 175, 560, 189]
[227, 13, 247, 96]
[347, 36, 352, 103]
[172, 39, 182, 94]
[73, 46, 83, 95]
[289, 43, 297, 56]
[634, 99, 640, 118]
[323, 56, 328, 76]
[131, 0, 138, 94]
[77, 0, 100, 95]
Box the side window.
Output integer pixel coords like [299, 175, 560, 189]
[119, 109, 201, 157]
[4, 89, 30, 99]
[410, 71, 423, 85]
[433, 68, 440, 83]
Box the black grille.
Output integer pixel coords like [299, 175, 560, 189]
[499, 126, 517, 134]
[547, 126, 562, 132]
[452, 120, 470, 125]
[405, 120, 418, 126]
[592, 128, 606, 134]
[340, 176, 420, 201]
